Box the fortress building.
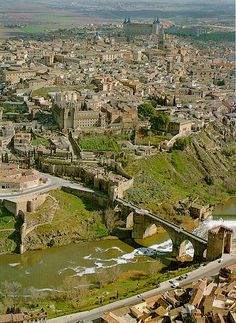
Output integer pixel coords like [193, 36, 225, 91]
[123, 17, 160, 38]
[52, 91, 106, 132]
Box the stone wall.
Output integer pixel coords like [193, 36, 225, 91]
[3, 199, 26, 216]
[26, 194, 47, 213]
[40, 161, 134, 201]
[18, 195, 58, 254]
[108, 160, 132, 179]
[61, 186, 109, 209]
[2, 194, 47, 216]
[19, 211, 27, 254]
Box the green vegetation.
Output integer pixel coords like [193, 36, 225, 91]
[31, 136, 51, 147]
[0, 231, 19, 254]
[173, 137, 192, 151]
[0, 263, 199, 318]
[25, 190, 108, 250]
[79, 135, 120, 152]
[0, 206, 15, 230]
[150, 112, 170, 132]
[0, 207, 20, 254]
[17, 25, 51, 34]
[138, 103, 156, 118]
[125, 123, 236, 228]
[3, 102, 28, 114]
[136, 133, 169, 146]
[149, 94, 168, 107]
[37, 14, 74, 22]
[197, 31, 235, 43]
[137, 100, 170, 132]
[214, 79, 225, 86]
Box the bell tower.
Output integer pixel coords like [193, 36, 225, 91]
[152, 17, 160, 34]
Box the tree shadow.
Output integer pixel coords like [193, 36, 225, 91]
[8, 216, 23, 253]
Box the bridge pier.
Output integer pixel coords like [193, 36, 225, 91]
[192, 243, 206, 262]
[132, 210, 158, 239]
[132, 210, 146, 239]
[116, 199, 208, 263]
[172, 242, 181, 258]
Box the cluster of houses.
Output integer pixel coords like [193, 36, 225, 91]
[0, 20, 234, 164]
[102, 264, 236, 323]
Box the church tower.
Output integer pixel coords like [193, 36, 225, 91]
[152, 17, 160, 34]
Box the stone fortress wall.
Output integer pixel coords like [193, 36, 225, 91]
[0, 194, 47, 216]
[123, 17, 160, 37]
[0, 194, 49, 254]
[40, 160, 134, 201]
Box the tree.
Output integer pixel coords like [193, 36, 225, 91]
[1, 281, 22, 307]
[205, 175, 214, 186]
[63, 276, 88, 303]
[104, 209, 124, 235]
[137, 103, 156, 119]
[148, 95, 166, 107]
[173, 137, 191, 151]
[216, 79, 225, 86]
[150, 112, 170, 132]
[4, 152, 9, 163]
[173, 95, 176, 106]
[163, 95, 168, 106]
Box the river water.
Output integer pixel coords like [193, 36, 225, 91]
[0, 198, 235, 290]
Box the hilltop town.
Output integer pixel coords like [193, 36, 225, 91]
[0, 18, 234, 178]
[0, 15, 235, 322]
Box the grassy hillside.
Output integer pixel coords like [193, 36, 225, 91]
[125, 123, 236, 227]
[24, 190, 108, 251]
[0, 206, 20, 254]
[79, 135, 120, 152]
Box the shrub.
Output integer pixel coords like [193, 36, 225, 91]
[173, 137, 192, 151]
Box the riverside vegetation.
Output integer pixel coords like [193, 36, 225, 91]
[0, 262, 200, 319]
[0, 121, 235, 317]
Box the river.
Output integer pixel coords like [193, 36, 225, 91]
[0, 197, 235, 290]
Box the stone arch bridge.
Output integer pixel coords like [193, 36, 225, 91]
[115, 198, 208, 261]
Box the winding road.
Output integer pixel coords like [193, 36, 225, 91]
[0, 173, 94, 200]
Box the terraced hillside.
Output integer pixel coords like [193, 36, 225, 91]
[125, 122, 236, 228]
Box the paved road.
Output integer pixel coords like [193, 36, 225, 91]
[0, 173, 94, 200]
[47, 253, 236, 323]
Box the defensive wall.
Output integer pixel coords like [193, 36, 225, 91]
[40, 160, 133, 201]
[0, 194, 47, 216]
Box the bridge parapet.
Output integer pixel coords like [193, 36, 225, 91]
[115, 198, 208, 261]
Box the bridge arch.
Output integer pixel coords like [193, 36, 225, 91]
[143, 224, 158, 239]
[126, 212, 134, 228]
[179, 240, 194, 260]
[115, 199, 208, 262]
